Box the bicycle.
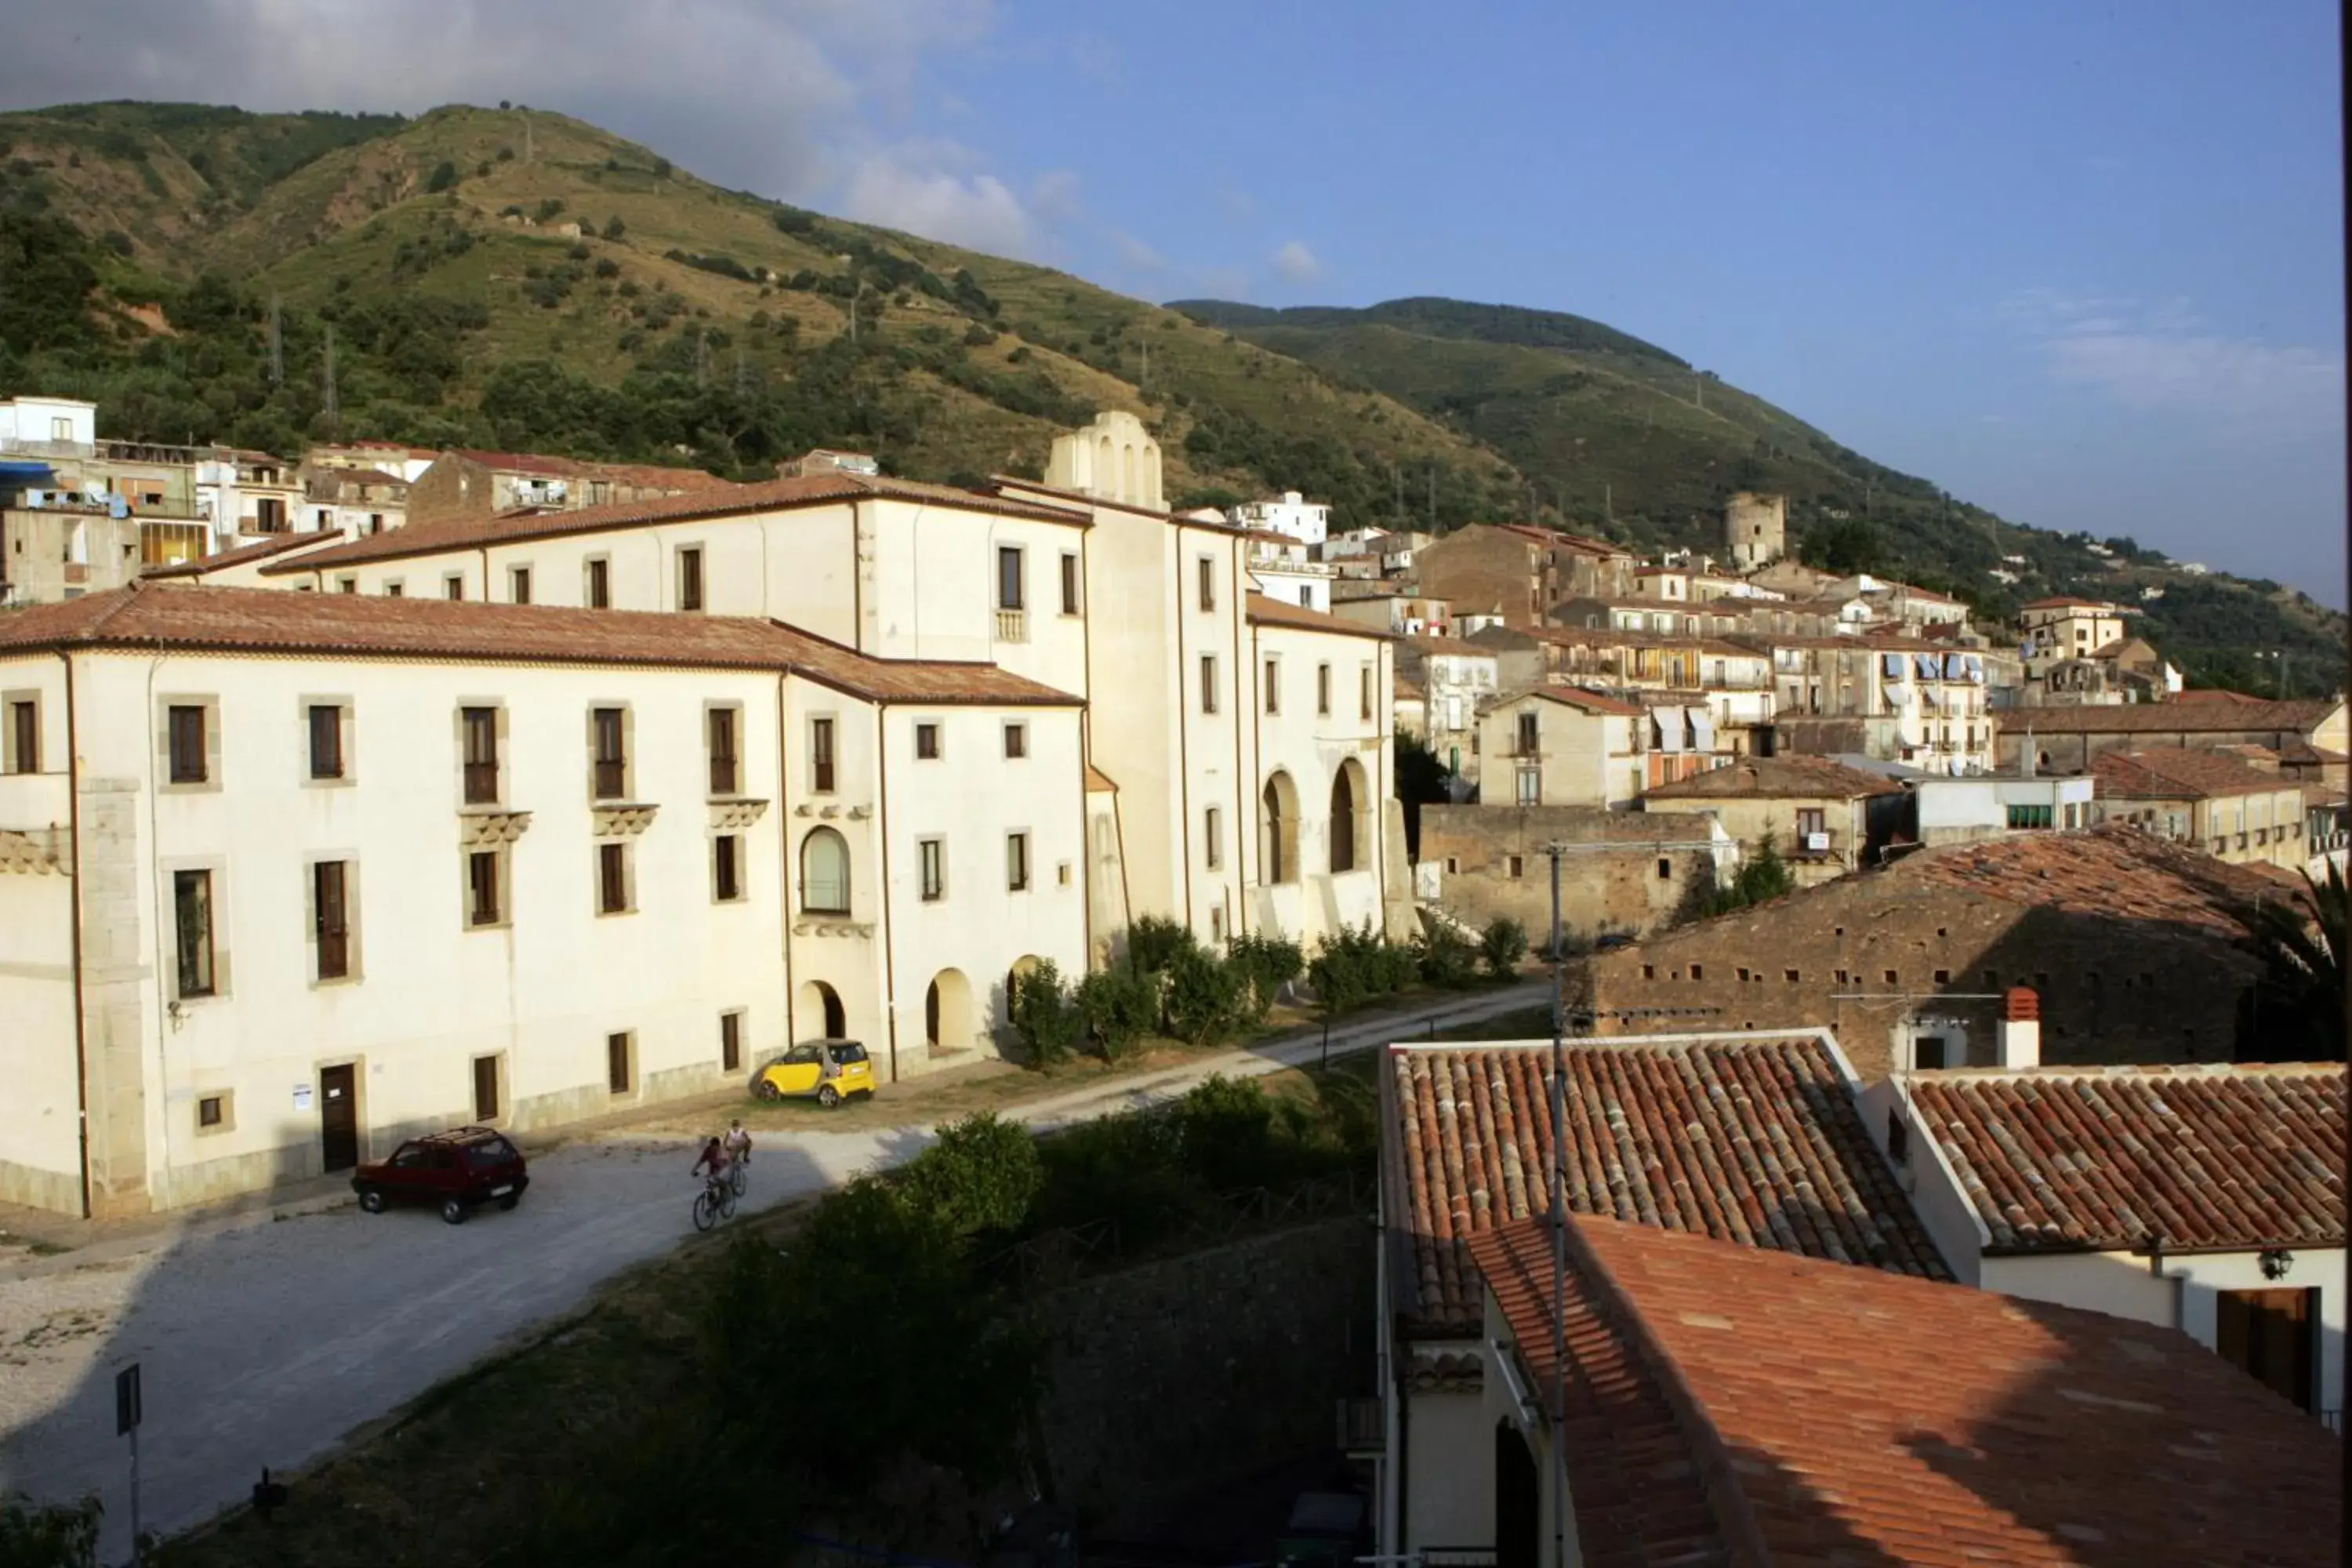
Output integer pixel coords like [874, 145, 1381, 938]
[691, 1173, 738, 1232]
[728, 1155, 749, 1199]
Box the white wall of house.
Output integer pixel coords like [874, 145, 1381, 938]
[1247, 620, 1390, 946]
[1405, 1381, 1494, 1553]
[0, 656, 79, 1211]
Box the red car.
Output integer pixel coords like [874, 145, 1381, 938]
[351, 1127, 530, 1225]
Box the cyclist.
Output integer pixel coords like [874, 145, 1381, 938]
[722, 1120, 753, 1169]
[690, 1134, 731, 1194]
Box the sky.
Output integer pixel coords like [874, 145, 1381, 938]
[8, 1, 2346, 601]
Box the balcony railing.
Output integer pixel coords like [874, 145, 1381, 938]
[994, 608, 1028, 644]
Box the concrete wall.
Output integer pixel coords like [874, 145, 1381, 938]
[2, 508, 142, 605]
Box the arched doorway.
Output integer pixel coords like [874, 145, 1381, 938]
[1261, 771, 1300, 884]
[1330, 757, 1368, 874]
[800, 979, 845, 1040]
[926, 969, 974, 1055]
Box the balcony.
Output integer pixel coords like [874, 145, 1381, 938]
[994, 608, 1029, 644]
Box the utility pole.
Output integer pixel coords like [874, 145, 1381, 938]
[1604, 481, 1612, 525]
[1392, 464, 1404, 526]
[267, 294, 283, 387]
[321, 325, 339, 432]
[1694, 371, 1704, 411]
[849, 277, 867, 347]
[522, 110, 533, 165]
[1544, 851, 1570, 1568]
[1426, 465, 1436, 531]
[695, 326, 710, 389]
[1139, 338, 1149, 390]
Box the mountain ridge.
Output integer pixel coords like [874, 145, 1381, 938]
[0, 98, 2337, 692]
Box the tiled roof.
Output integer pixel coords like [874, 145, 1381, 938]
[1893, 822, 2296, 935]
[2021, 594, 2121, 611]
[269, 472, 1085, 574]
[444, 450, 729, 488]
[1522, 684, 1646, 717]
[1083, 764, 1117, 793]
[1537, 627, 1760, 656]
[1245, 591, 1392, 640]
[985, 474, 1230, 530]
[1643, 755, 1901, 800]
[2092, 746, 2300, 800]
[141, 532, 347, 578]
[0, 583, 1080, 705]
[2005, 697, 2339, 735]
[1904, 1064, 2346, 1254]
[1384, 1033, 1946, 1332]
[1472, 1213, 2342, 1568]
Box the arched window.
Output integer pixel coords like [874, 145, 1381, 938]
[1330, 760, 1367, 874]
[1096, 434, 1113, 495]
[1121, 444, 1137, 503]
[1262, 771, 1300, 885]
[800, 827, 850, 913]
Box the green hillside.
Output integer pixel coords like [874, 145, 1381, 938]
[0, 100, 2334, 693]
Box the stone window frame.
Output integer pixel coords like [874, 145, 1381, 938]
[719, 1009, 748, 1075]
[596, 840, 638, 917]
[586, 702, 637, 804]
[712, 832, 747, 905]
[194, 1088, 236, 1138]
[455, 701, 510, 809]
[705, 699, 747, 797]
[1, 687, 42, 775]
[158, 693, 224, 794]
[462, 844, 513, 931]
[675, 539, 709, 613]
[162, 852, 232, 1003]
[300, 695, 358, 789]
[506, 563, 535, 604]
[304, 851, 364, 986]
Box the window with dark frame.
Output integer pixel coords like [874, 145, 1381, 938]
[468, 850, 502, 926]
[720, 1012, 742, 1073]
[919, 837, 945, 902]
[708, 707, 739, 795]
[598, 842, 629, 913]
[592, 707, 626, 800]
[509, 566, 532, 604]
[1004, 722, 1026, 759]
[314, 859, 350, 980]
[198, 1094, 224, 1129]
[607, 1032, 632, 1095]
[811, 717, 837, 792]
[1200, 655, 1219, 713]
[1316, 663, 1331, 716]
[1007, 831, 1029, 891]
[462, 707, 499, 804]
[173, 869, 215, 996]
[1359, 666, 1373, 722]
[1205, 806, 1222, 869]
[996, 546, 1024, 611]
[1262, 658, 1279, 714]
[1060, 553, 1080, 615]
[385, 582, 403, 597]
[168, 704, 207, 783]
[1197, 556, 1215, 612]
[678, 546, 705, 612]
[9, 699, 36, 774]
[474, 1056, 500, 1120]
[916, 722, 941, 760]
[714, 833, 742, 901]
[586, 557, 612, 609]
[444, 575, 465, 601]
[308, 704, 343, 780]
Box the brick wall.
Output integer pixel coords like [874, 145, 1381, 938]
[1421, 804, 1719, 943]
[1581, 876, 2258, 1079]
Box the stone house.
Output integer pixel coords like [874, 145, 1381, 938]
[403, 448, 728, 528]
[1868, 1044, 2344, 1428]
[1998, 696, 2349, 793]
[1580, 825, 2297, 1078]
[2018, 594, 2129, 674]
[1395, 636, 1498, 789]
[1463, 1209, 2339, 1568]
[1474, 686, 1650, 809]
[1372, 1030, 1948, 1566]
[1640, 753, 1904, 883]
[1417, 804, 1730, 942]
[2090, 746, 2317, 872]
[1410, 523, 1635, 628]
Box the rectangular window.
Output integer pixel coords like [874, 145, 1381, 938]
[169, 704, 208, 783]
[473, 1055, 502, 1120]
[1360, 665, 1374, 722]
[1205, 807, 1223, 869]
[1007, 831, 1030, 891]
[173, 869, 215, 997]
[916, 722, 941, 760]
[463, 706, 499, 804]
[811, 717, 837, 793]
[598, 843, 630, 914]
[2005, 803, 2055, 829]
[720, 1011, 744, 1073]
[1796, 808, 1826, 840]
[444, 574, 465, 601]
[713, 834, 742, 902]
[586, 557, 611, 609]
[9, 699, 36, 774]
[384, 581, 404, 597]
[678, 546, 704, 612]
[1263, 658, 1279, 715]
[607, 1032, 633, 1096]
[1003, 722, 1027, 760]
[1200, 655, 1219, 714]
[308, 704, 343, 781]
[508, 566, 532, 604]
[1516, 768, 1540, 806]
[1060, 552, 1080, 615]
[919, 837, 945, 902]
[1657, 858, 1672, 880]
[1316, 662, 1332, 716]
[1198, 556, 1216, 612]
[708, 707, 740, 795]
[337, 576, 358, 594]
[996, 546, 1025, 611]
[198, 1094, 225, 1129]
[592, 707, 626, 800]
[1507, 855, 1523, 879]
[314, 859, 351, 980]
[1516, 712, 1539, 756]
[468, 850, 503, 926]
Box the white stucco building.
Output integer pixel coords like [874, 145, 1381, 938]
[1229, 488, 1330, 548]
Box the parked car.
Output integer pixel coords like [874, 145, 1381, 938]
[351, 1127, 529, 1225]
[751, 1040, 877, 1108]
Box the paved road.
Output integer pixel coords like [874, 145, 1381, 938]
[0, 984, 1546, 1563]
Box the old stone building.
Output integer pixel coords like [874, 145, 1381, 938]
[1722, 490, 1786, 570]
[1410, 523, 1635, 627]
[1640, 753, 1905, 883]
[1419, 804, 1730, 943]
[1997, 695, 2348, 789]
[2090, 746, 2318, 871]
[1578, 826, 2295, 1078]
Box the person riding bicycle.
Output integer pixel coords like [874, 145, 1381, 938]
[722, 1120, 753, 1168]
[691, 1134, 731, 1192]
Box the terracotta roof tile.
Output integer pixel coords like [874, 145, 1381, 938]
[2092, 746, 2307, 800]
[1385, 1033, 1947, 1332]
[141, 532, 348, 578]
[0, 583, 1080, 706]
[1245, 591, 1392, 640]
[1472, 1213, 2341, 1568]
[1892, 822, 2296, 935]
[1083, 764, 1118, 793]
[1520, 684, 1646, 717]
[1643, 755, 1902, 800]
[2021, 594, 2122, 610]
[2005, 697, 2339, 735]
[270, 472, 1085, 574]
[1904, 1063, 2345, 1253]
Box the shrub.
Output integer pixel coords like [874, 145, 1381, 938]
[1075, 965, 1160, 1062]
[1174, 1075, 1282, 1190]
[1009, 959, 1080, 1067]
[1029, 1113, 1197, 1242]
[897, 1112, 1041, 1240]
[567, 241, 591, 261]
[1163, 946, 1247, 1046]
[1226, 931, 1304, 1019]
[602, 215, 626, 240]
[534, 197, 566, 223]
[1416, 920, 1480, 989]
[1125, 914, 1198, 975]
[0, 1493, 100, 1567]
[964, 321, 997, 347]
[652, 157, 673, 178]
[1007, 344, 1032, 364]
[593, 256, 619, 278]
[426, 159, 457, 192]
[1480, 916, 1529, 980]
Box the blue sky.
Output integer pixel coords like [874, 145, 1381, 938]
[16, 1, 2347, 601]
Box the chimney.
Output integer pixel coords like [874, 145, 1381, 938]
[1996, 986, 2041, 1069]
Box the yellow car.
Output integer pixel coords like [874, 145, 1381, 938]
[751, 1040, 877, 1108]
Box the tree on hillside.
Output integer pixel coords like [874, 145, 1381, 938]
[2232, 864, 2346, 1062]
[1802, 516, 1883, 576]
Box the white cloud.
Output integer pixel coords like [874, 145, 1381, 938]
[1271, 240, 1323, 284]
[2005, 289, 2346, 439]
[840, 149, 1035, 256]
[1029, 169, 1084, 226]
[1112, 230, 1166, 271]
